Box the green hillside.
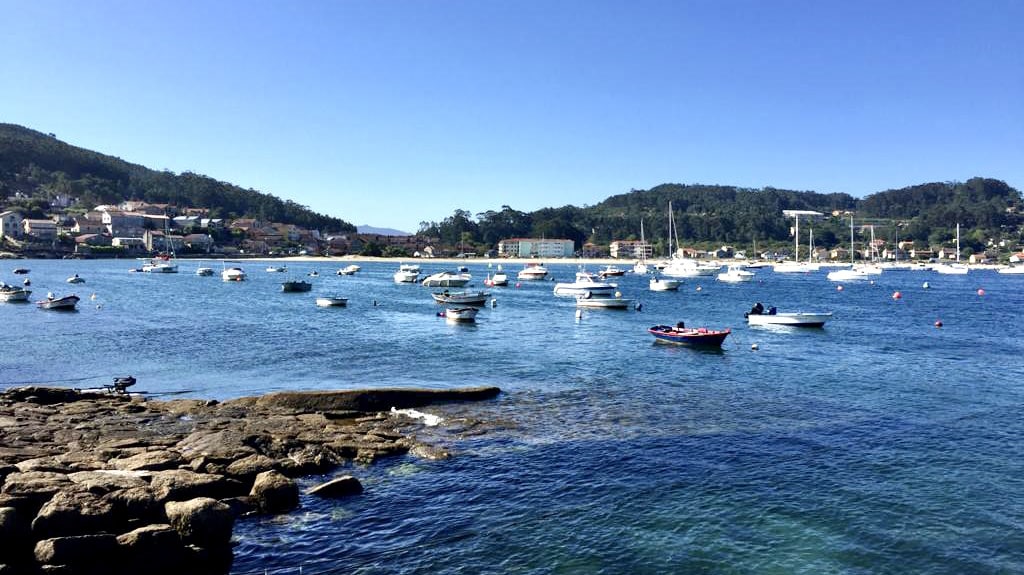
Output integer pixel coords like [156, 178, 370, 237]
[0, 123, 355, 232]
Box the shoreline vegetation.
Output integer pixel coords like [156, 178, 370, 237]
[0, 385, 500, 574]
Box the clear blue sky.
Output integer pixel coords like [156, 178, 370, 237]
[3, 0, 1021, 233]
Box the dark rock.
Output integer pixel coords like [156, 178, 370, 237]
[223, 454, 276, 482]
[103, 486, 165, 527]
[164, 497, 234, 547]
[67, 470, 149, 494]
[116, 524, 186, 568]
[275, 444, 339, 477]
[308, 475, 363, 498]
[149, 469, 245, 502]
[34, 534, 120, 566]
[219, 495, 257, 518]
[245, 386, 501, 413]
[108, 449, 184, 472]
[31, 489, 116, 539]
[3, 387, 109, 405]
[0, 506, 31, 563]
[249, 470, 299, 514]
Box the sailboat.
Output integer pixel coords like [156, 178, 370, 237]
[633, 219, 649, 275]
[827, 216, 882, 281]
[773, 214, 819, 273]
[661, 202, 719, 278]
[933, 223, 969, 275]
[142, 216, 179, 273]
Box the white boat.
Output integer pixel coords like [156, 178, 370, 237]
[575, 293, 633, 309]
[337, 264, 360, 275]
[37, 294, 80, 310]
[553, 271, 618, 296]
[66, 274, 85, 284]
[932, 262, 969, 275]
[485, 270, 509, 287]
[827, 215, 884, 282]
[661, 258, 720, 278]
[266, 265, 287, 273]
[394, 269, 420, 283]
[142, 255, 178, 273]
[0, 284, 31, 302]
[443, 307, 479, 322]
[649, 276, 680, 291]
[633, 219, 650, 274]
[431, 290, 490, 306]
[316, 296, 349, 307]
[997, 265, 1024, 275]
[421, 271, 471, 287]
[772, 261, 819, 273]
[717, 266, 754, 283]
[196, 267, 214, 276]
[222, 267, 247, 282]
[746, 309, 832, 328]
[517, 263, 548, 280]
[399, 263, 421, 273]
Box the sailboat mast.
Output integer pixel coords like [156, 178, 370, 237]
[956, 223, 960, 262]
[794, 215, 799, 262]
[849, 215, 855, 265]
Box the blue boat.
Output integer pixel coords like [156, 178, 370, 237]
[648, 324, 730, 347]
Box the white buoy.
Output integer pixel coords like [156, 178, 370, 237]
[922, 281, 929, 289]
[490, 298, 497, 308]
[751, 343, 759, 350]
[575, 309, 583, 320]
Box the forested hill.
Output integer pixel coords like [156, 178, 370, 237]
[0, 123, 355, 232]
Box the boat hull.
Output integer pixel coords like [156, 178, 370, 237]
[648, 325, 730, 347]
[444, 307, 478, 322]
[576, 297, 633, 309]
[281, 281, 313, 292]
[37, 295, 80, 310]
[649, 278, 680, 291]
[747, 312, 832, 328]
[316, 297, 348, 307]
[0, 288, 31, 302]
[431, 291, 490, 306]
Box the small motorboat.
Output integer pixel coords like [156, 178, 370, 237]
[648, 323, 731, 347]
[196, 267, 214, 276]
[12, 268, 30, 274]
[717, 266, 754, 283]
[553, 272, 617, 297]
[37, 293, 80, 311]
[484, 266, 509, 287]
[315, 296, 349, 307]
[443, 307, 479, 322]
[308, 270, 320, 277]
[266, 265, 287, 273]
[649, 277, 681, 291]
[281, 280, 313, 292]
[598, 265, 626, 278]
[745, 303, 832, 328]
[66, 274, 85, 284]
[337, 264, 360, 275]
[222, 267, 247, 282]
[0, 284, 31, 302]
[431, 290, 490, 306]
[421, 271, 472, 287]
[575, 293, 633, 309]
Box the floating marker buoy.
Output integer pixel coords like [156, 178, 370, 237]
[837, 285, 844, 291]
[90, 293, 97, 300]
[515, 282, 521, 288]
[615, 291, 622, 298]
[96, 304, 102, 310]
[751, 343, 759, 350]
[892, 291, 902, 300]
[696, 286, 702, 292]
[869, 280, 875, 285]
[490, 298, 497, 308]
[575, 309, 583, 320]
[935, 320, 943, 328]
[977, 288, 985, 296]
[922, 281, 929, 289]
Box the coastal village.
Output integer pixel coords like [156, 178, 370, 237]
[2, 200, 1022, 265]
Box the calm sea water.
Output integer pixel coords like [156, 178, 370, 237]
[3, 259, 1024, 574]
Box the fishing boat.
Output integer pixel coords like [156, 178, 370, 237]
[281, 280, 313, 292]
[337, 264, 360, 275]
[649, 276, 681, 291]
[36, 293, 80, 311]
[648, 324, 731, 347]
[421, 271, 472, 287]
[196, 266, 214, 276]
[142, 254, 178, 273]
[266, 265, 287, 273]
[717, 266, 754, 283]
[517, 263, 548, 280]
[598, 265, 626, 278]
[12, 268, 29, 274]
[66, 274, 85, 284]
[553, 271, 618, 296]
[431, 290, 490, 306]
[315, 296, 349, 307]
[222, 266, 246, 282]
[575, 293, 634, 309]
[745, 303, 831, 327]
[0, 284, 31, 302]
[443, 307, 479, 322]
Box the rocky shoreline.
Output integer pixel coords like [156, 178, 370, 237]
[0, 385, 500, 574]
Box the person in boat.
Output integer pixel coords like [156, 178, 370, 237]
[46, 291, 54, 300]
[675, 321, 685, 330]
[750, 302, 764, 316]
[768, 306, 777, 315]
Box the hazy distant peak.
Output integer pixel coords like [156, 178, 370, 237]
[357, 225, 412, 236]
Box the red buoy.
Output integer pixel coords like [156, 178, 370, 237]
[935, 320, 943, 328]
[977, 288, 985, 296]
[892, 291, 902, 300]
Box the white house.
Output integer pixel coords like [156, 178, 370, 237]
[0, 211, 23, 239]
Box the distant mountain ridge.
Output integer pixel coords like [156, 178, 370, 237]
[357, 225, 411, 236]
[0, 123, 355, 232]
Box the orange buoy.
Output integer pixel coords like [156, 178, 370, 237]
[977, 288, 985, 296]
[892, 291, 902, 300]
[935, 320, 943, 328]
